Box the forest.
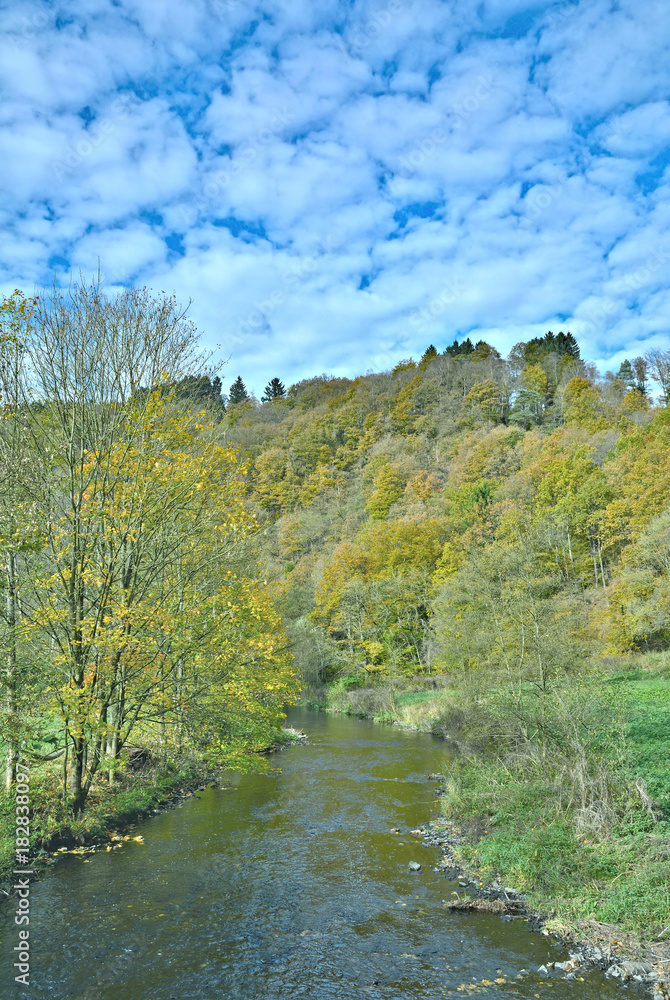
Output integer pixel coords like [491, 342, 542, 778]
[227, 330, 670, 685]
[1, 279, 670, 939]
[222, 321, 670, 939]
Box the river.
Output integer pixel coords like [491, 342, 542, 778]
[1, 710, 633, 998]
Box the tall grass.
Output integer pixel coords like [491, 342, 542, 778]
[436, 673, 670, 938]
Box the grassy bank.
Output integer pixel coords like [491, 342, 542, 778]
[0, 728, 302, 892]
[0, 751, 214, 892]
[304, 653, 670, 946]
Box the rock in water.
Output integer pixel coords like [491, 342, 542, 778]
[408, 861, 422, 871]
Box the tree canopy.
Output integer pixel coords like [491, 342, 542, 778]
[262, 377, 287, 402]
[229, 376, 250, 404]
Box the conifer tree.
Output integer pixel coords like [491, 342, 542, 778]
[616, 359, 636, 390]
[229, 376, 249, 404]
[421, 344, 438, 363]
[261, 377, 286, 402]
[444, 337, 474, 356]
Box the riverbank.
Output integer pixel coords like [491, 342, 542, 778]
[302, 653, 670, 995]
[0, 755, 215, 896]
[413, 816, 670, 998]
[0, 728, 304, 894]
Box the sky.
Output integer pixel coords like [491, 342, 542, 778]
[2, 0, 670, 397]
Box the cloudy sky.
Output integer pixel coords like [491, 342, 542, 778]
[2, 0, 670, 396]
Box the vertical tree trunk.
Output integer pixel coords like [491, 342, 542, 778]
[68, 733, 86, 814]
[5, 553, 18, 792]
[598, 536, 607, 591]
[590, 539, 599, 587]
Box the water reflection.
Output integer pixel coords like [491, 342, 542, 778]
[0, 711, 636, 998]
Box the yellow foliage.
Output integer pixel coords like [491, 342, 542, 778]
[366, 464, 406, 519]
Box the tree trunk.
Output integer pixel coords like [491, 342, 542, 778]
[68, 733, 86, 814]
[5, 553, 18, 792]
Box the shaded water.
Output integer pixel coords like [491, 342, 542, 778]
[1, 710, 633, 998]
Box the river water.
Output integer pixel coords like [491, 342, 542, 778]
[1, 710, 632, 998]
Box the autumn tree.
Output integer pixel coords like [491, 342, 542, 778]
[433, 527, 586, 698]
[645, 348, 670, 404]
[5, 279, 262, 811]
[0, 292, 45, 790]
[420, 345, 438, 367]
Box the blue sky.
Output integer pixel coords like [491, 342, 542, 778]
[2, 0, 670, 397]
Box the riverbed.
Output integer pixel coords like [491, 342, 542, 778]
[0, 710, 635, 998]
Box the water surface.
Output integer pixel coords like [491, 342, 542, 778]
[0, 710, 633, 998]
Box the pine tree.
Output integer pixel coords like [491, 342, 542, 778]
[524, 330, 581, 363]
[444, 338, 474, 357]
[421, 344, 438, 363]
[228, 376, 249, 404]
[261, 377, 286, 402]
[616, 359, 636, 390]
[173, 375, 224, 408]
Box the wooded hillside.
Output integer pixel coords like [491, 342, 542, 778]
[220, 336, 670, 688]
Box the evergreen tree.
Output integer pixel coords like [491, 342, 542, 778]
[173, 374, 224, 408]
[557, 331, 580, 358]
[421, 344, 438, 364]
[444, 337, 474, 357]
[524, 330, 581, 363]
[229, 376, 249, 404]
[261, 377, 286, 402]
[616, 359, 636, 390]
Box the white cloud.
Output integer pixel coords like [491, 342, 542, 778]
[0, 0, 669, 394]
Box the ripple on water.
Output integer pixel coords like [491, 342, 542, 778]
[0, 710, 640, 1000]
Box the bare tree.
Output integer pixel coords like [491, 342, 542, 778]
[645, 348, 670, 405]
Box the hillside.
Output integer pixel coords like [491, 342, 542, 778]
[216, 338, 670, 946]
[219, 337, 670, 687]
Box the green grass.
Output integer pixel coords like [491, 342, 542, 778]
[450, 770, 670, 937]
[395, 690, 439, 706]
[612, 673, 670, 817]
[436, 661, 670, 939]
[0, 758, 209, 889]
[316, 656, 670, 940]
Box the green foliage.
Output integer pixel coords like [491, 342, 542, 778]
[228, 375, 249, 404]
[261, 377, 286, 402]
[444, 337, 474, 356]
[169, 374, 224, 409]
[365, 464, 405, 518]
[435, 675, 670, 936]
